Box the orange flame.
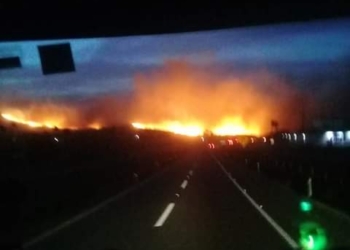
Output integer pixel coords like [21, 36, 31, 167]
[212, 117, 260, 136]
[132, 118, 260, 137]
[1, 110, 98, 130]
[1, 112, 65, 129]
[88, 122, 102, 130]
[132, 121, 204, 136]
[129, 60, 294, 136]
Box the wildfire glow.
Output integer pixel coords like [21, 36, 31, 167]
[212, 117, 260, 136]
[1, 111, 98, 130]
[132, 119, 260, 137]
[132, 121, 203, 136]
[88, 123, 102, 130]
[128, 60, 293, 137]
[0, 60, 297, 135]
[1, 113, 58, 129]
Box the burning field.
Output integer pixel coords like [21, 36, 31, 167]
[0, 60, 301, 136]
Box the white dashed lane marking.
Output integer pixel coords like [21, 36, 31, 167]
[154, 203, 175, 227]
[154, 169, 193, 228]
[180, 180, 188, 189]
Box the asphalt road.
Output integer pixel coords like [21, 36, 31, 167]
[23, 147, 350, 250]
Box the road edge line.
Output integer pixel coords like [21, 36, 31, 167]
[312, 199, 350, 223]
[211, 154, 299, 249]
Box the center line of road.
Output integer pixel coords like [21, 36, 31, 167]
[154, 203, 175, 227]
[211, 154, 299, 249]
[181, 179, 188, 189]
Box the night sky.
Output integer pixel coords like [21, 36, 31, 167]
[0, 18, 350, 101]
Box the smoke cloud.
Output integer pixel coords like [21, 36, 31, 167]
[129, 60, 304, 133]
[0, 59, 308, 133]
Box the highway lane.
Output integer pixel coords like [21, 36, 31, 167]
[216, 147, 350, 249]
[25, 148, 299, 250]
[148, 152, 293, 250]
[24, 150, 198, 250]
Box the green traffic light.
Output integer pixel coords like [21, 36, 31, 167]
[300, 200, 313, 212]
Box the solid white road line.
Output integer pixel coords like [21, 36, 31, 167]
[154, 203, 175, 227]
[211, 154, 299, 249]
[180, 180, 188, 189]
[22, 166, 171, 249]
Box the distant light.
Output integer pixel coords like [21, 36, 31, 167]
[325, 131, 333, 141]
[302, 133, 306, 141]
[281, 133, 284, 139]
[325, 131, 334, 140]
[201, 136, 205, 142]
[300, 200, 313, 212]
[288, 134, 291, 141]
[54, 137, 59, 142]
[346, 131, 350, 140]
[135, 134, 140, 140]
[208, 143, 212, 149]
[270, 138, 275, 145]
[212, 143, 215, 149]
[262, 137, 266, 143]
[294, 133, 297, 141]
[251, 138, 254, 143]
[336, 131, 344, 139]
[228, 139, 233, 145]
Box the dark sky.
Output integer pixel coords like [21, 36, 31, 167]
[0, 18, 350, 100]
